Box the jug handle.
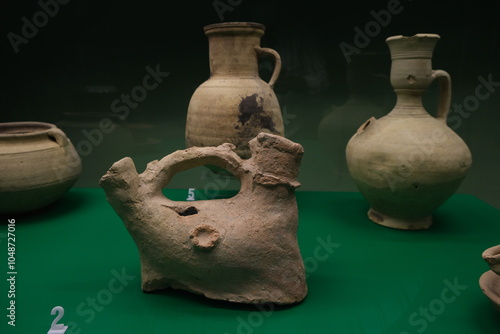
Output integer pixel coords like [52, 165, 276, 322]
[255, 46, 282, 89]
[431, 70, 451, 122]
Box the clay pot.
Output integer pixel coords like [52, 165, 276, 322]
[100, 132, 307, 304]
[480, 245, 500, 313]
[345, 34, 472, 230]
[186, 22, 285, 158]
[0, 122, 82, 213]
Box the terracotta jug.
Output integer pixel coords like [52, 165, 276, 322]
[186, 22, 284, 158]
[100, 133, 307, 304]
[345, 34, 472, 230]
[0, 122, 81, 213]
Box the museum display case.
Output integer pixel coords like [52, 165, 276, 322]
[1, 0, 500, 333]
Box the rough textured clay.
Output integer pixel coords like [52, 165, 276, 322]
[100, 133, 307, 304]
[185, 22, 285, 158]
[480, 245, 500, 313]
[345, 34, 472, 230]
[0, 122, 81, 213]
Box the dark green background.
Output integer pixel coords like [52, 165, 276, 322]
[1, 0, 499, 207]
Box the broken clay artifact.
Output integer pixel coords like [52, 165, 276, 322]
[100, 132, 307, 304]
[185, 22, 285, 158]
[346, 34, 472, 230]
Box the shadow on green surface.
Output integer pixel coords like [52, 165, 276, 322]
[315, 192, 486, 238]
[146, 287, 302, 312]
[470, 297, 500, 332]
[0, 190, 90, 224]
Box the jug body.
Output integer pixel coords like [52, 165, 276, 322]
[186, 22, 284, 158]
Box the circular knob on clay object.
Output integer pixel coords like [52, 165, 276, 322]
[190, 224, 220, 251]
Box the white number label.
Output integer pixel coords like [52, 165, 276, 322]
[186, 188, 195, 201]
[47, 306, 68, 334]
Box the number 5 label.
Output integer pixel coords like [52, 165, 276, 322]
[186, 188, 195, 201]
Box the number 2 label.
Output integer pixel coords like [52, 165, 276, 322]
[47, 306, 68, 334]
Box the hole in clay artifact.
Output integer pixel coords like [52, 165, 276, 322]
[407, 75, 416, 83]
[179, 206, 198, 216]
[357, 117, 374, 134]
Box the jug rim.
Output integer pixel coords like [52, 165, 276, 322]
[386, 33, 441, 59]
[204, 22, 265, 33]
[386, 33, 440, 43]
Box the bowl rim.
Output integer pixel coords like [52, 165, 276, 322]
[0, 121, 56, 137]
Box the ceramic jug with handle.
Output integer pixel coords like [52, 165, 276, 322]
[186, 22, 285, 158]
[346, 34, 472, 230]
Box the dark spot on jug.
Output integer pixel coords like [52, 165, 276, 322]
[238, 93, 276, 132]
[238, 94, 263, 125]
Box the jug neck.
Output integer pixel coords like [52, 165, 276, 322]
[204, 22, 265, 77]
[389, 89, 428, 116]
[386, 34, 440, 117]
[387, 33, 439, 90]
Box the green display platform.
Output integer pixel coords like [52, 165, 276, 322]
[2, 189, 500, 334]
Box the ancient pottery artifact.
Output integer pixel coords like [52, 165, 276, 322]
[185, 22, 285, 158]
[480, 245, 500, 313]
[100, 132, 307, 304]
[0, 122, 81, 213]
[345, 34, 472, 230]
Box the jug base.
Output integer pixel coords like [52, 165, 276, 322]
[368, 208, 432, 230]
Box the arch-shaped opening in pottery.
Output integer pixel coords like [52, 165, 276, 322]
[163, 165, 241, 202]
